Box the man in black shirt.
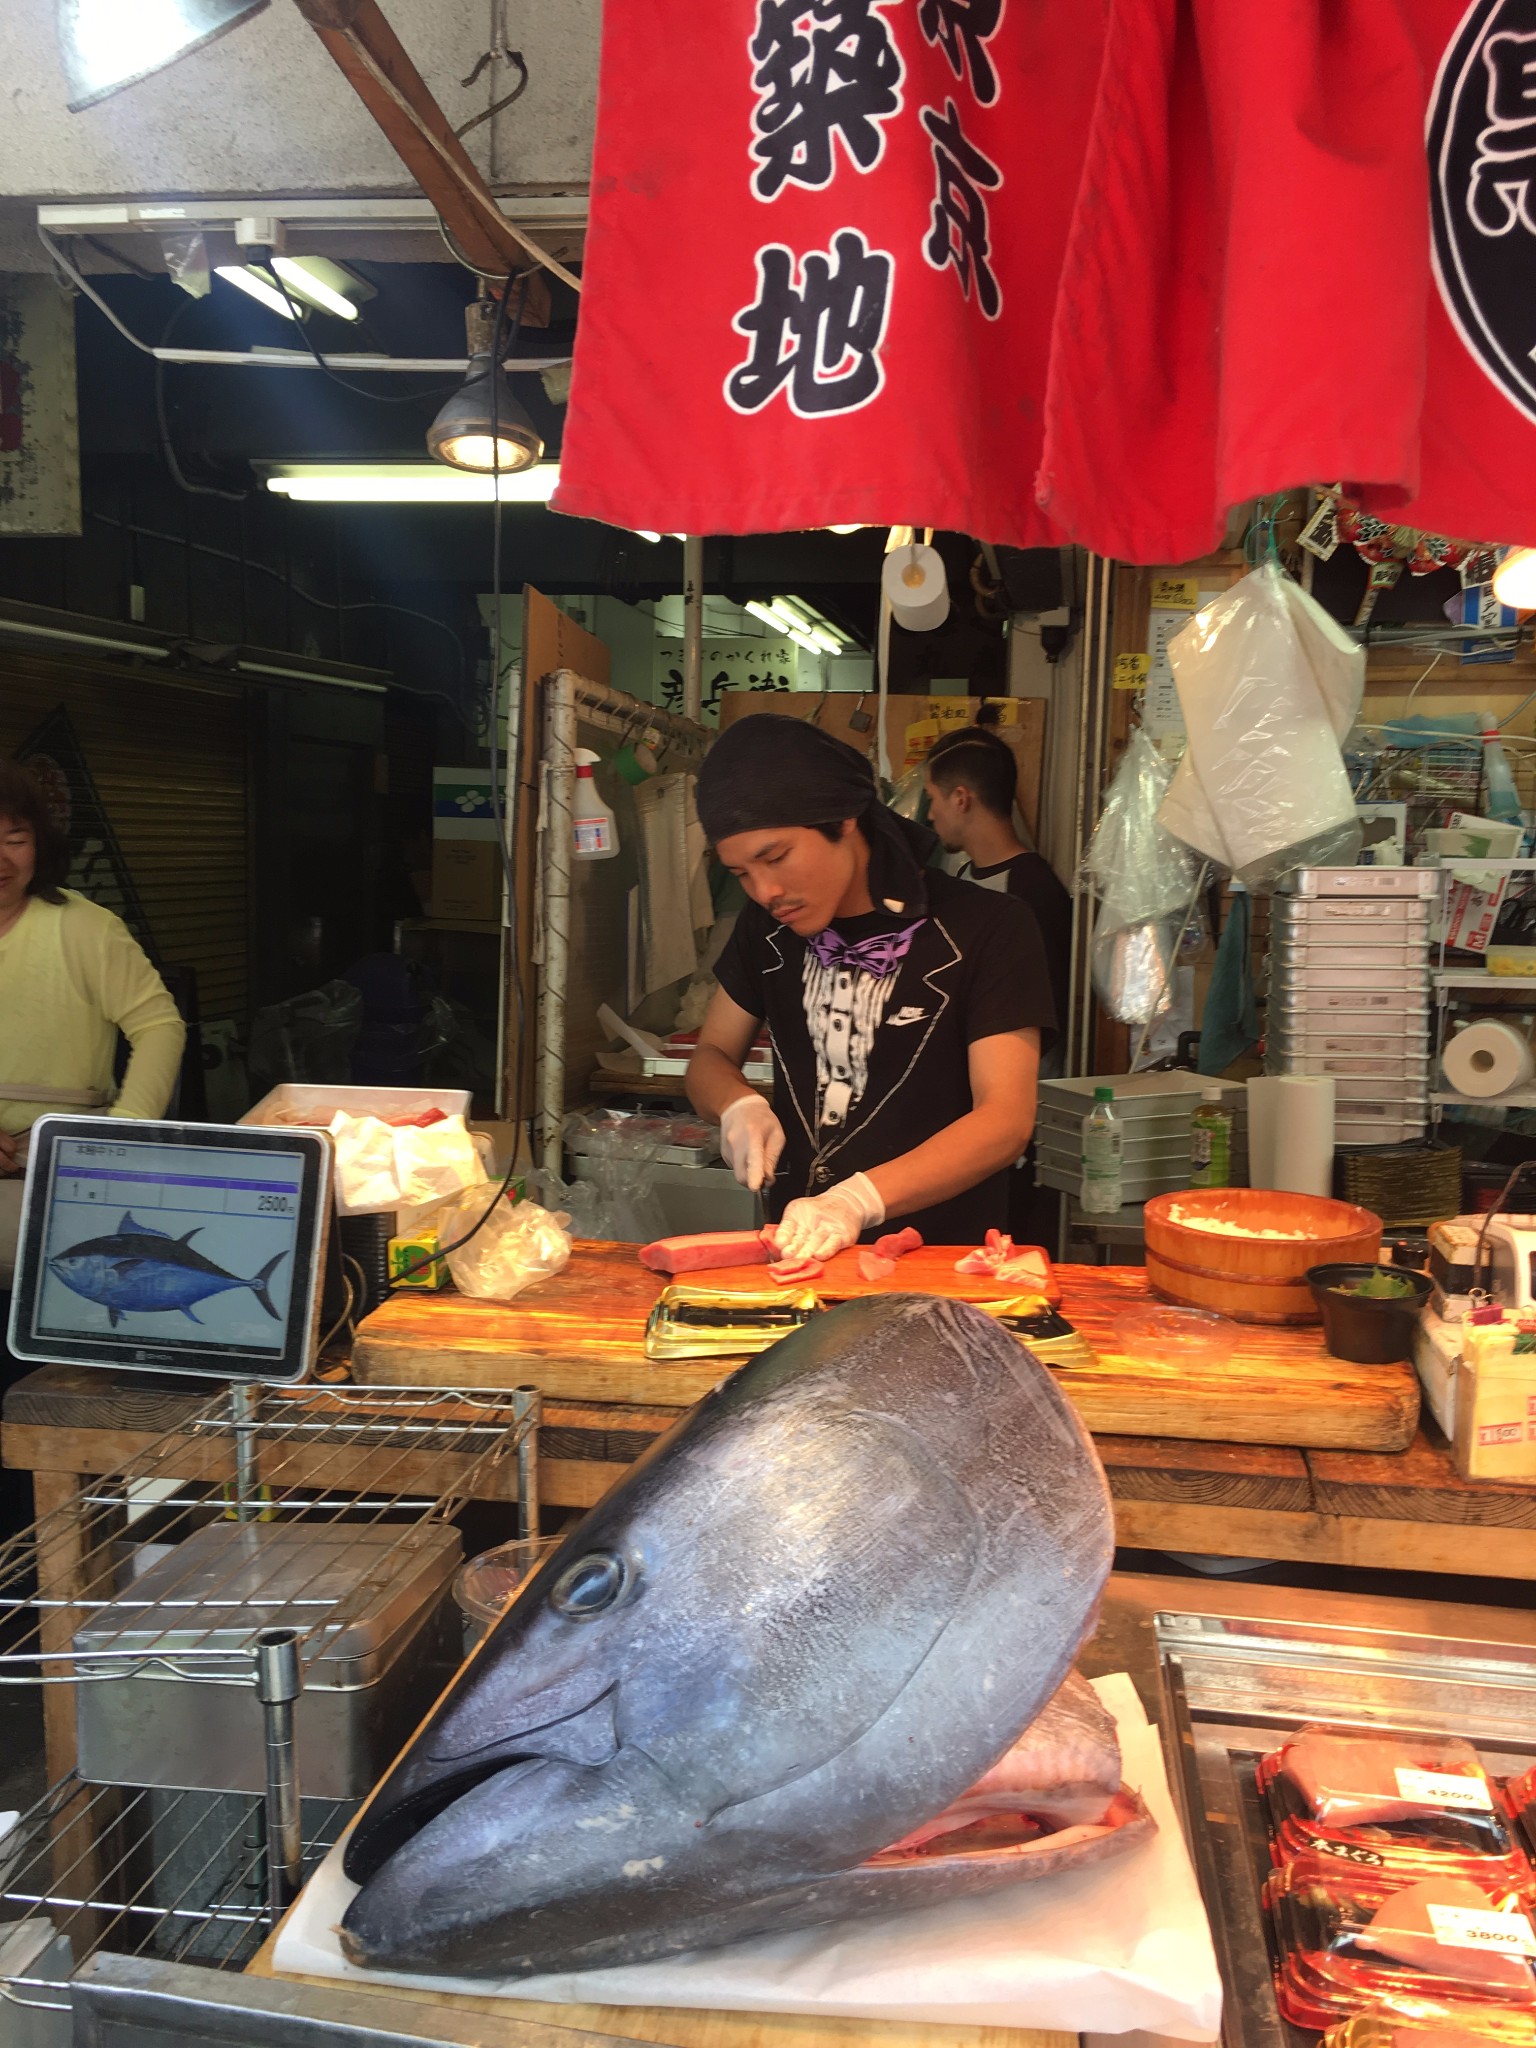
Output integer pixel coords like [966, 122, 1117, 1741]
[687, 716, 1056, 1263]
[923, 726, 1073, 1069]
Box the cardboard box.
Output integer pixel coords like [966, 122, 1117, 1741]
[431, 839, 501, 922]
[1434, 812, 1525, 953]
[432, 768, 496, 838]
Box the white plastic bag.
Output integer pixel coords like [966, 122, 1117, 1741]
[1159, 563, 1363, 887]
[431, 1188, 572, 1302]
[327, 1111, 488, 1215]
[1083, 728, 1201, 1024]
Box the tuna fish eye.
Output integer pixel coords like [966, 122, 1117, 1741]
[549, 1553, 627, 1618]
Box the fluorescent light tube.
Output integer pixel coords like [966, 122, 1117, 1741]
[745, 600, 799, 635]
[261, 464, 559, 504]
[215, 265, 297, 321]
[785, 626, 822, 655]
[271, 257, 360, 322]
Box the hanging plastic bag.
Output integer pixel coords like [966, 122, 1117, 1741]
[1159, 563, 1364, 888]
[1082, 728, 1201, 1024]
[429, 1186, 573, 1302]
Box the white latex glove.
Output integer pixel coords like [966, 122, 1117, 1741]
[719, 1093, 786, 1193]
[774, 1173, 885, 1264]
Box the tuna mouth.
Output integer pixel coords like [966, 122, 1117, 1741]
[343, 1685, 619, 1885]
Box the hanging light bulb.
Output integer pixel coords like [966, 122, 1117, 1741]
[427, 296, 544, 476]
[58, 0, 269, 111]
[1492, 547, 1536, 610]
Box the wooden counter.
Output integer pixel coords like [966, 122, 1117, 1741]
[351, 1245, 1422, 1455]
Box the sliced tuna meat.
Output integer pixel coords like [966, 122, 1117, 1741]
[1355, 1877, 1536, 1995]
[639, 1230, 772, 1275]
[1279, 1727, 1495, 1828]
[769, 1256, 825, 1285]
[874, 1227, 924, 1261]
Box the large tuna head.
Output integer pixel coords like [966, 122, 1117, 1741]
[341, 1294, 1113, 1977]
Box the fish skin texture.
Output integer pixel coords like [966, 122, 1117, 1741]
[341, 1294, 1124, 1977]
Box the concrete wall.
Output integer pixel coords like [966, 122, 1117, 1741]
[0, 0, 598, 197]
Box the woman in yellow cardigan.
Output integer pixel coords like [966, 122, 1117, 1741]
[0, 759, 186, 1286]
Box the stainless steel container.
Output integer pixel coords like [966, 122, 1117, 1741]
[1271, 894, 1433, 925]
[1270, 988, 1430, 1022]
[74, 1521, 464, 1796]
[1278, 864, 1440, 896]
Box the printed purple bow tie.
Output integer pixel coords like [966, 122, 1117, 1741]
[805, 920, 926, 979]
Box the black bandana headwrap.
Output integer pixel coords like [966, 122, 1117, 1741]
[697, 715, 935, 917]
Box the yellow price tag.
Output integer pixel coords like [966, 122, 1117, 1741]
[1114, 653, 1151, 691]
[1149, 576, 1200, 611]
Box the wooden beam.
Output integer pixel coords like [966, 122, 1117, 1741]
[292, 0, 579, 289]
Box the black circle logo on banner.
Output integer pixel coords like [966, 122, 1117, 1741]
[1429, 0, 1536, 425]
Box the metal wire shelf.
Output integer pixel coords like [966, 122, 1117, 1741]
[0, 1377, 544, 2018]
[0, 1380, 540, 1685]
[0, 1771, 354, 2014]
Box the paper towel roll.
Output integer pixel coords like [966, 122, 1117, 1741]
[1272, 1075, 1335, 1198]
[1245, 1077, 1285, 1190]
[882, 543, 950, 631]
[1442, 1017, 1536, 1099]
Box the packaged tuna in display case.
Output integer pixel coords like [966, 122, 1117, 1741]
[1259, 1727, 1527, 1881]
[1322, 2005, 1536, 2047]
[1265, 1859, 1536, 2031]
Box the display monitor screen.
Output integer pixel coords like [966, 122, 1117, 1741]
[8, 1117, 331, 1382]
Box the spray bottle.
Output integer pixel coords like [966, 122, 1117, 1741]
[573, 748, 620, 860]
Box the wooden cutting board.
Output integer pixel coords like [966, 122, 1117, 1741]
[351, 1244, 1419, 1453]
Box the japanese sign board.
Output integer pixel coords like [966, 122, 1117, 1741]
[558, 1, 1536, 566]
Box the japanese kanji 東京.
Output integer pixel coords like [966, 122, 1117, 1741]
[922, 100, 1003, 316]
[917, 0, 1004, 107]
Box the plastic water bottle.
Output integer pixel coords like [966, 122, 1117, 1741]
[1481, 724, 1525, 830]
[1081, 1087, 1123, 1214]
[1189, 1086, 1234, 1188]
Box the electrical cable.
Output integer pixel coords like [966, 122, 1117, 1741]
[84, 510, 478, 730]
[263, 256, 460, 406]
[390, 271, 532, 1284]
[153, 299, 249, 502]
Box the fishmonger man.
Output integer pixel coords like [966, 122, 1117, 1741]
[687, 716, 1056, 1263]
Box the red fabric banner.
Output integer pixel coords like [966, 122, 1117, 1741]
[554, 1, 1536, 564]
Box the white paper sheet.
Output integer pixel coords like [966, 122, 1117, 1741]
[274, 1674, 1222, 2040]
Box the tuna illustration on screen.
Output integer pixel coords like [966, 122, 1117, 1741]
[48, 1212, 287, 1327]
[340, 1293, 1152, 1979]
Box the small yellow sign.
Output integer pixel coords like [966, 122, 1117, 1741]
[926, 698, 973, 729]
[903, 717, 940, 769]
[1149, 576, 1201, 611]
[1113, 652, 1152, 691]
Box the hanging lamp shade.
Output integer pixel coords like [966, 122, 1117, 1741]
[58, 0, 270, 111]
[426, 354, 544, 475]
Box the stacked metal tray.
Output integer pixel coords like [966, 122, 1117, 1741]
[1269, 872, 1434, 1144]
[1036, 1072, 1248, 1204]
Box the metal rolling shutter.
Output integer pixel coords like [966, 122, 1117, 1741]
[0, 650, 251, 1023]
